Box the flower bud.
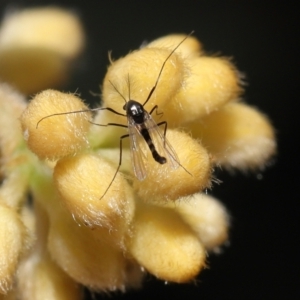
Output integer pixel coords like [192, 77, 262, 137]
[53, 153, 135, 239]
[17, 253, 82, 300]
[0, 7, 85, 94]
[21, 90, 91, 160]
[48, 204, 140, 291]
[102, 47, 186, 116]
[133, 129, 211, 201]
[189, 102, 276, 170]
[165, 56, 242, 126]
[127, 202, 206, 283]
[170, 194, 229, 251]
[0, 204, 27, 294]
[0, 7, 84, 58]
[0, 83, 26, 157]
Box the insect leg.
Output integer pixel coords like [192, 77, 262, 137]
[156, 120, 168, 146]
[153, 110, 191, 176]
[100, 133, 129, 199]
[157, 120, 192, 176]
[149, 105, 164, 119]
[149, 106, 169, 158]
[156, 119, 192, 176]
[88, 121, 127, 129]
[89, 121, 128, 199]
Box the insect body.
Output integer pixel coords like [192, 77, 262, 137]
[129, 100, 167, 166]
[37, 32, 193, 198]
[125, 99, 179, 181]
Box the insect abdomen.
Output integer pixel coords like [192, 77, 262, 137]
[141, 128, 167, 164]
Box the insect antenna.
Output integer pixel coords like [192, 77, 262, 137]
[36, 106, 127, 129]
[36, 108, 95, 129]
[143, 30, 194, 108]
[108, 80, 128, 105]
[126, 73, 131, 101]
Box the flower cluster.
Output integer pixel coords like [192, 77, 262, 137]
[0, 6, 276, 299]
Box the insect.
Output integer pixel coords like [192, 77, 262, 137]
[37, 32, 193, 198]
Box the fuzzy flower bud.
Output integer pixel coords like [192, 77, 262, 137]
[165, 56, 242, 126]
[17, 253, 82, 300]
[132, 129, 211, 201]
[53, 153, 135, 238]
[168, 194, 230, 251]
[48, 203, 142, 291]
[0, 204, 27, 294]
[20, 90, 91, 161]
[102, 47, 186, 116]
[127, 202, 206, 283]
[189, 102, 276, 170]
[0, 7, 84, 95]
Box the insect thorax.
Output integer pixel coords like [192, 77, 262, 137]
[126, 100, 145, 124]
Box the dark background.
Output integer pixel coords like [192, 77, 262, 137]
[0, 1, 298, 299]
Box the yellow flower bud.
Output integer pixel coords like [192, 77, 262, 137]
[169, 194, 230, 251]
[189, 102, 276, 170]
[17, 253, 82, 300]
[0, 204, 27, 294]
[0, 84, 30, 209]
[0, 170, 29, 209]
[102, 47, 186, 116]
[14, 195, 82, 299]
[165, 56, 242, 126]
[48, 204, 141, 291]
[133, 129, 211, 201]
[20, 90, 91, 160]
[0, 7, 84, 94]
[0, 83, 26, 157]
[0, 7, 84, 58]
[53, 153, 135, 238]
[127, 202, 206, 283]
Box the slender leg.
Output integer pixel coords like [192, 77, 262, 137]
[149, 105, 164, 119]
[156, 120, 168, 146]
[100, 134, 129, 199]
[149, 105, 167, 145]
[88, 121, 127, 128]
[89, 120, 129, 199]
[156, 120, 191, 176]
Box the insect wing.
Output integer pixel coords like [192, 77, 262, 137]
[128, 116, 147, 181]
[144, 113, 180, 169]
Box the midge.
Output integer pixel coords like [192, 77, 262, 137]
[37, 32, 194, 198]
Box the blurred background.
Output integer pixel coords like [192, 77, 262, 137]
[0, 1, 298, 299]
